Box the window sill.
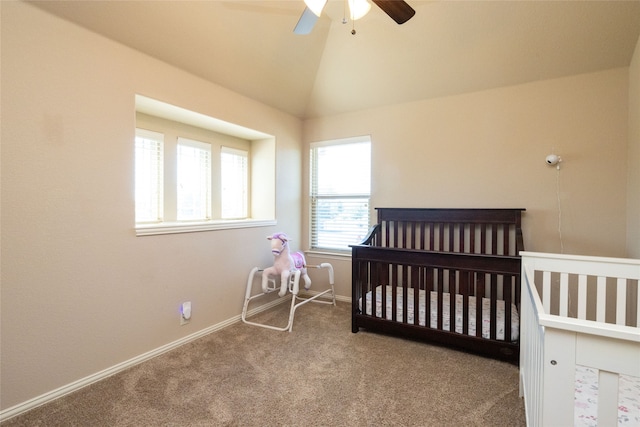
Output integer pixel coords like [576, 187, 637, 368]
[305, 250, 352, 260]
[135, 219, 277, 236]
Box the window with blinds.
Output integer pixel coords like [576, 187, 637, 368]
[177, 137, 211, 221]
[134, 96, 277, 235]
[221, 146, 248, 219]
[135, 129, 164, 223]
[310, 137, 371, 251]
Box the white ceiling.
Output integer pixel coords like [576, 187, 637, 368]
[30, 0, 640, 119]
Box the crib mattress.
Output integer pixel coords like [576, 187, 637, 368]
[361, 285, 519, 341]
[575, 365, 640, 426]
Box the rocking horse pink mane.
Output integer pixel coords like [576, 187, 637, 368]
[262, 232, 311, 297]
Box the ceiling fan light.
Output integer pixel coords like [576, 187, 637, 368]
[348, 0, 371, 20]
[304, 0, 328, 17]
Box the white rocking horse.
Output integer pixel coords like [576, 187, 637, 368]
[242, 232, 336, 332]
[261, 232, 311, 297]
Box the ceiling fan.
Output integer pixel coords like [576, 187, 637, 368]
[294, 0, 415, 35]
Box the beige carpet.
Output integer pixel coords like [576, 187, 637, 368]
[2, 300, 525, 426]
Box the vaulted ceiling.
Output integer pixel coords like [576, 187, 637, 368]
[30, 0, 640, 119]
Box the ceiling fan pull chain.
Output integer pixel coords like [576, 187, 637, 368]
[351, 1, 357, 35]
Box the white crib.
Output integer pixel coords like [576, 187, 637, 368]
[519, 252, 640, 426]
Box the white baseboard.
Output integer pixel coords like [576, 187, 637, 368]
[0, 297, 289, 422]
[0, 294, 350, 422]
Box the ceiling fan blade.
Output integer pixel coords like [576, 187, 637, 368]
[372, 0, 415, 24]
[293, 7, 319, 34]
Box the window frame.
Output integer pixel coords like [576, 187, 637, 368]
[176, 137, 212, 221]
[134, 128, 164, 224]
[309, 136, 372, 254]
[220, 146, 249, 220]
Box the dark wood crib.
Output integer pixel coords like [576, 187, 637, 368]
[351, 208, 525, 363]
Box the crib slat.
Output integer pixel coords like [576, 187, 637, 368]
[476, 273, 484, 337]
[412, 265, 420, 326]
[401, 271, 408, 323]
[616, 278, 626, 325]
[491, 225, 498, 254]
[401, 221, 407, 249]
[451, 223, 456, 252]
[426, 267, 433, 323]
[597, 371, 619, 426]
[437, 268, 444, 330]
[384, 220, 390, 247]
[490, 274, 498, 340]
[413, 221, 418, 249]
[461, 271, 469, 335]
[503, 224, 509, 256]
[578, 274, 587, 320]
[358, 261, 365, 315]
[379, 264, 386, 320]
[391, 267, 398, 322]
[402, 265, 407, 296]
[449, 269, 456, 332]
[504, 275, 513, 341]
[559, 273, 569, 317]
[428, 223, 434, 251]
[366, 262, 373, 316]
[480, 224, 487, 255]
[596, 276, 606, 322]
[542, 271, 552, 313]
[393, 221, 399, 248]
[469, 223, 476, 254]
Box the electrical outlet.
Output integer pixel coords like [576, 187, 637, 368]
[180, 301, 191, 325]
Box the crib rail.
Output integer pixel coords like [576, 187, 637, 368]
[352, 246, 521, 360]
[520, 252, 640, 427]
[372, 208, 525, 256]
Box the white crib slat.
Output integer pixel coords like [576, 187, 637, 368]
[596, 276, 606, 322]
[597, 371, 619, 426]
[616, 278, 626, 326]
[578, 274, 587, 320]
[543, 270, 551, 313]
[559, 273, 569, 317]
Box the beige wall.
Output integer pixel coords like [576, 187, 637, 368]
[1, 2, 303, 411]
[303, 68, 630, 290]
[627, 35, 640, 258]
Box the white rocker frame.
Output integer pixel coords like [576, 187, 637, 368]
[241, 263, 336, 332]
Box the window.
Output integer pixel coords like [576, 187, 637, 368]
[177, 138, 211, 221]
[134, 95, 276, 236]
[221, 147, 248, 219]
[135, 129, 164, 223]
[310, 136, 371, 251]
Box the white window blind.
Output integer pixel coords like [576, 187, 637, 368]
[135, 129, 164, 223]
[221, 146, 248, 219]
[310, 137, 371, 251]
[177, 138, 211, 221]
